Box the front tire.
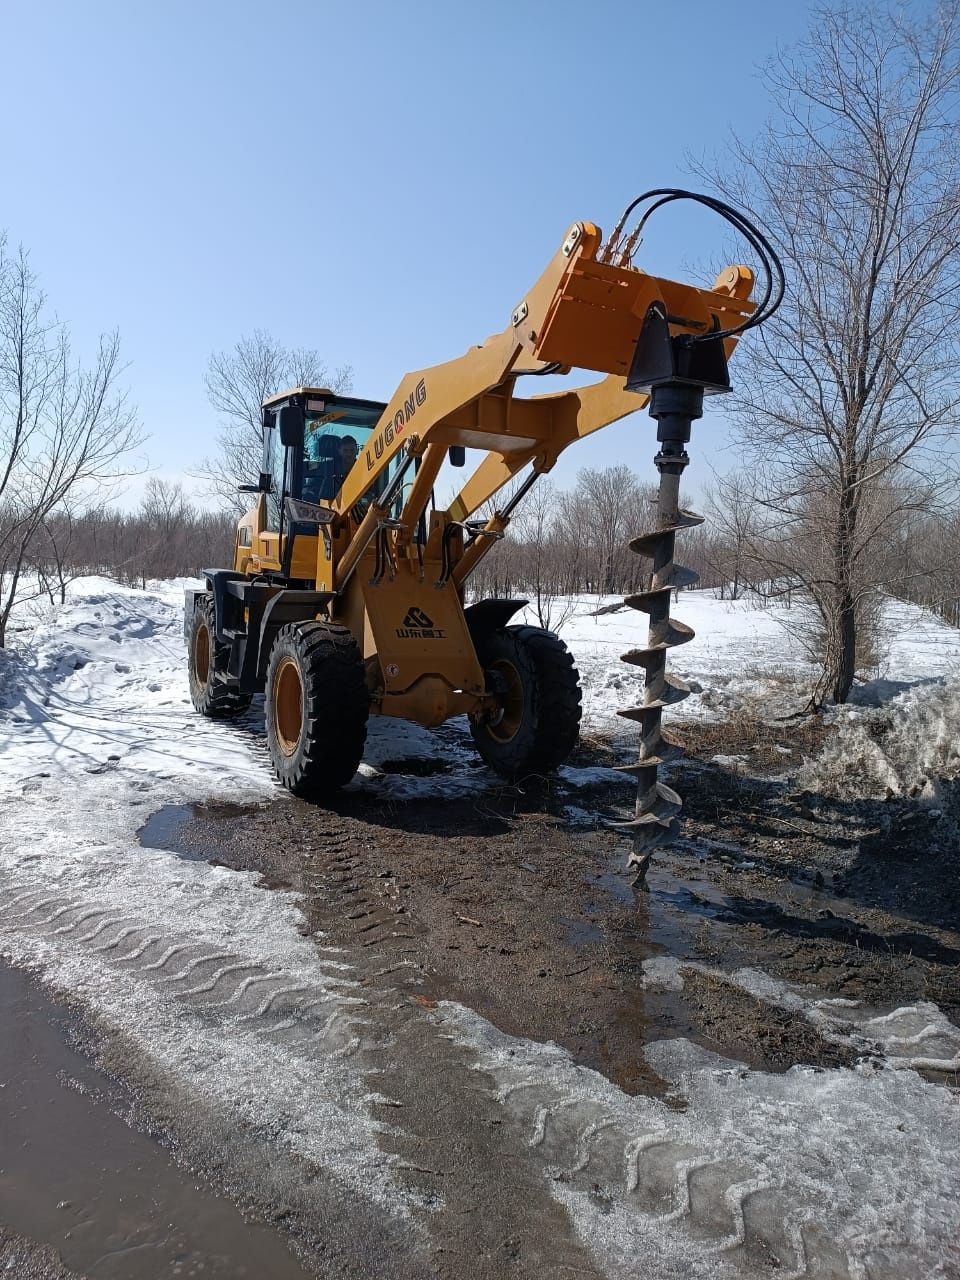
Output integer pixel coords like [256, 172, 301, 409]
[470, 625, 582, 780]
[187, 595, 252, 718]
[265, 621, 369, 797]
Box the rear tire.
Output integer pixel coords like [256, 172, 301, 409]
[470, 625, 581, 780]
[265, 621, 369, 797]
[187, 595, 252, 718]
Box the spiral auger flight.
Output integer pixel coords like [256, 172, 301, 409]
[599, 190, 785, 886]
[614, 386, 705, 880]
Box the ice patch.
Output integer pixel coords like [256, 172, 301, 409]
[561, 804, 599, 828]
[559, 764, 633, 789]
[641, 957, 960, 1072]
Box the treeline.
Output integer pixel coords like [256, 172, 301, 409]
[468, 465, 960, 642]
[24, 480, 236, 602]
[468, 465, 789, 619]
[24, 465, 960, 648]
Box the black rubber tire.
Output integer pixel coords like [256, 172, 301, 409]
[264, 621, 369, 797]
[187, 595, 252, 718]
[470, 625, 582, 780]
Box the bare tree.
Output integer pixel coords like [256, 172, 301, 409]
[702, 476, 760, 601]
[34, 504, 79, 605]
[699, 2, 960, 705]
[511, 479, 577, 631]
[576, 465, 647, 595]
[0, 239, 142, 645]
[198, 330, 352, 509]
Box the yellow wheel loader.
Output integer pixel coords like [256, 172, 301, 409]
[186, 190, 782, 872]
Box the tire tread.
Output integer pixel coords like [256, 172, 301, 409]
[265, 621, 368, 797]
[188, 595, 252, 719]
[470, 623, 582, 779]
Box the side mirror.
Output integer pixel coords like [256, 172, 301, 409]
[238, 472, 271, 494]
[277, 403, 305, 448]
[448, 445, 466, 468]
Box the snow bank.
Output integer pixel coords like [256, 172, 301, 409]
[800, 676, 960, 800]
[0, 578, 263, 790]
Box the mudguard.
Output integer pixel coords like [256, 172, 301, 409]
[463, 598, 529, 651]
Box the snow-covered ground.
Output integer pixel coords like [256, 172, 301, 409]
[1, 578, 958, 1277]
[518, 592, 960, 738]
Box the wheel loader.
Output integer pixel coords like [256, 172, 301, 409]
[185, 190, 782, 871]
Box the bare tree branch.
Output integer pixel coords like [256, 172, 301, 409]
[196, 330, 352, 510]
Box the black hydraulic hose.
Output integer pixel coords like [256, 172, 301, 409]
[605, 188, 785, 343]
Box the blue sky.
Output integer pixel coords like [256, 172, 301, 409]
[2, 0, 812, 506]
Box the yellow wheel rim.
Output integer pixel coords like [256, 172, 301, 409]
[273, 657, 304, 755]
[192, 620, 211, 685]
[488, 659, 524, 743]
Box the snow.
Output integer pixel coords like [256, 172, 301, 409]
[517, 592, 960, 738]
[0, 578, 266, 789]
[1, 578, 959, 1276]
[801, 675, 960, 800]
[441, 1001, 960, 1280]
[5, 579, 960, 790]
[641, 957, 960, 1073]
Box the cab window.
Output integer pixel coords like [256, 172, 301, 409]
[263, 423, 286, 532]
[302, 402, 384, 505]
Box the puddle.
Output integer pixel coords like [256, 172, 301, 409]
[138, 802, 262, 856]
[0, 962, 315, 1280]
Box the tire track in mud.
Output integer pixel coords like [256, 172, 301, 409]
[0, 866, 604, 1279]
[291, 843, 960, 1278]
[0, 794, 438, 1280]
[143, 796, 960, 1279]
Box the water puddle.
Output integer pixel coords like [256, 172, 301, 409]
[0, 962, 314, 1279]
[138, 803, 261, 857]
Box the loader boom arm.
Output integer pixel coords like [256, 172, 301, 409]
[189, 190, 783, 880]
[332, 221, 754, 574]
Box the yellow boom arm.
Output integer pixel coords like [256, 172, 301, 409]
[329, 220, 753, 590]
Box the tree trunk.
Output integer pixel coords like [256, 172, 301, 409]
[831, 593, 857, 704]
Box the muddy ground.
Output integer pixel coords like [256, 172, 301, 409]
[6, 713, 959, 1279]
[141, 716, 960, 1096]
[0, 961, 317, 1280]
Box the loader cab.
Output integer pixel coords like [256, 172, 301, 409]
[260, 387, 388, 531]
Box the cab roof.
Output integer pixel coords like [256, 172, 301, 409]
[261, 386, 387, 414]
[261, 386, 335, 410]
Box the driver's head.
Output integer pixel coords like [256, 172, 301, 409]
[339, 435, 358, 471]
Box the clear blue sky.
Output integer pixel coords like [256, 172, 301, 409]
[2, 0, 812, 507]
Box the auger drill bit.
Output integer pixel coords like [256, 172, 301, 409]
[615, 383, 707, 884]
